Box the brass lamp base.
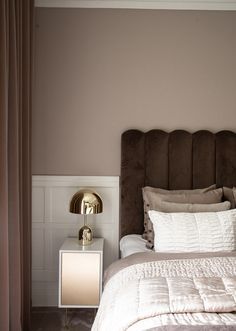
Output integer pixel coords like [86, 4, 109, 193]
[78, 225, 93, 246]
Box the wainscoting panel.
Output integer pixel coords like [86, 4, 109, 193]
[32, 175, 119, 306]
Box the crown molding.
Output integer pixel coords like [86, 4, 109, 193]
[35, 0, 236, 11]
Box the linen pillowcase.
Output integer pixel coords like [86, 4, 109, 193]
[156, 201, 230, 213]
[223, 187, 236, 209]
[144, 184, 216, 195]
[142, 187, 223, 248]
[142, 185, 218, 241]
[149, 209, 236, 253]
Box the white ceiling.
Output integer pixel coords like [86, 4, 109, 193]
[35, 0, 236, 10]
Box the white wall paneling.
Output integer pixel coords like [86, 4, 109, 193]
[35, 0, 236, 11]
[32, 175, 119, 306]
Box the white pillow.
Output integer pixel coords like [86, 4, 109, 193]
[148, 209, 236, 253]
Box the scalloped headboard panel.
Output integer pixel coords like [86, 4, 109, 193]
[120, 129, 236, 237]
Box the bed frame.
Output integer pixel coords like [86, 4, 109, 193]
[120, 129, 236, 237]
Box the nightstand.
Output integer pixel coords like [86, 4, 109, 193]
[58, 237, 104, 308]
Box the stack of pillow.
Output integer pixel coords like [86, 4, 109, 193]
[142, 185, 236, 252]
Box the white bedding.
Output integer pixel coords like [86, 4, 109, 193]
[149, 209, 236, 253]
[120, 234, 150, 258]
[92, 256, 236, 331]
[128, 312, 236, 330]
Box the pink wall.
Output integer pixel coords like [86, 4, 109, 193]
[32, 9, 236, 175]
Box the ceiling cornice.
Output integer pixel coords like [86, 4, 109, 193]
[35, 0, 236, 11]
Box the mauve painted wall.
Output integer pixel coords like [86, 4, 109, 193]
[32, 9, 236, 176]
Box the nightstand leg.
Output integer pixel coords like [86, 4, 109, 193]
[94, 308, 97, 318]
[64, 308, 70, 330]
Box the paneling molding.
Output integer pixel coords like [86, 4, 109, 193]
[32, 175, 119, 306]
[35, 0, 236, 10]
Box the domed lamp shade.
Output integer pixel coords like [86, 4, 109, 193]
[69, 189, 103, 245]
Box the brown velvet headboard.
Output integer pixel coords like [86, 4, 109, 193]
[120, 129, 236, 238]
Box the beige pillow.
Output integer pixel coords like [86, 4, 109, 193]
[144, 188, 223, 206]
[156, 201, 230, 213]
[223, 187, 236, 209]
[142, 187, 223, 249]
[144, 184, 216, 195]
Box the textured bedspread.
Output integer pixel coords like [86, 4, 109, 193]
[92, 253, 236, 331]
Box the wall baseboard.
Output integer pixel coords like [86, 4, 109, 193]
[32, 175, 119, 306]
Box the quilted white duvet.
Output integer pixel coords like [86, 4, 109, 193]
[92, 255, 236, 331]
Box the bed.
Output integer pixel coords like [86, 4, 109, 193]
[92, 129, 236, 331]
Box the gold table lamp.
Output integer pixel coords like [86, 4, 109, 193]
[69, 189, 103, 245]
